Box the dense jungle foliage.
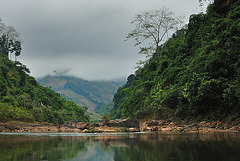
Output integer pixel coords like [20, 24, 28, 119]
[0, 54, 89, 123]
[0, 18, 89, 124]
[111, 0, 240, 121]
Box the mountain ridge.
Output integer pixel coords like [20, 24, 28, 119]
[37, 75, 126, 117]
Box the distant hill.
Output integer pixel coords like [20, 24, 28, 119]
[37, 75, 126, 116]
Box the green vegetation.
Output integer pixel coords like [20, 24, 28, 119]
[0, 55, 89, 124]
[102, 114, 110, 123]
[37, 75, 125, 119]
[85, 110, 102, 123]
[111, 0, 240, 121]
[110, 74, 135, 119]
[0, 20, 88, 124]
[95, 102, 114, 116]
[83, 128, 95, 133]
[0, 136, 87, 161]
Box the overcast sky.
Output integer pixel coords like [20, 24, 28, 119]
[0, 0, 208, 80]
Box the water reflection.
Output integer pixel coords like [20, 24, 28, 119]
[0, 132, 240, 161]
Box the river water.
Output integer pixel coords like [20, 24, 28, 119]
[0, 132, 240, 161]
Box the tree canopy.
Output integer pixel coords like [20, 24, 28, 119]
[111, 0, 240, 121]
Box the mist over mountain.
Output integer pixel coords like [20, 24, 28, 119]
[37, 75, 126, 117]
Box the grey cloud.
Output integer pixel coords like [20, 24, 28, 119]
[0, 0, 205, 80]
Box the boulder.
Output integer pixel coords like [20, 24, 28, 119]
[123, 118, 140, 128]
[107, 120, 124, 127]
[143, 126, 158, 132]
[107, 118, 140, 128]
[92, 122, 100, 127]
[147, 120, 159, 126]
[63, 120, 78, 128]
[76, 123, 90, 130]
[63, 121, 90, 130]
[186, 123, 199, 130]
[129, 128, 140, 132]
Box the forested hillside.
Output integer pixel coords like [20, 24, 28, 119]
[111, 0, 240, 121]
[37, 75, 125, 115]
[0, 20, 89, 124]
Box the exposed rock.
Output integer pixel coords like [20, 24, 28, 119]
[142, 126, 158, 132]
[129, 128, 140, 132]
[93, 122, 107, 127]
[92, 122, 100, 127]
[76, 123, 90, 130]
[161, 127, 172, 131]
[123, 118, 140, 128]
[94, 126, 120, 133]
[151, 126, 159, 131]
[90, 119, 140, 133]
[82, 129, 89, 133]
[63, 121, 90, 130]
[147, 120, 160, 126]
[2, 119, 240, 133]
[144, 126, 153, 131]
[107, 120, 124, 127]
[186, 123, 199, 130]
[107, 118, 139, 128]
[63, 120, 78, 128]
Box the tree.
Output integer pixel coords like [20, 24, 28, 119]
[102, 114, 110, 123]
[126, 7, 183, 57]
[199, 0, 213, 5]
[10, 40, 21, 61]
[0, 18, 21, 60]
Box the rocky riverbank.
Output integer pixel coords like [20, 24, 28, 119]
[0, 119, 140, 133]
[0, 119, 240, 133]
[140, 119, 240, 132]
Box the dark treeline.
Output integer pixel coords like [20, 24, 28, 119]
[111, 0, 240, 121]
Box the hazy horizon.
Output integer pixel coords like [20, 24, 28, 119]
[0, 0, 209, 81]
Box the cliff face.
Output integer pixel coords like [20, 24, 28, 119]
[111, 0, 240, 121]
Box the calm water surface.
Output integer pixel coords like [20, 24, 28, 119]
[0, 132, 240, 161]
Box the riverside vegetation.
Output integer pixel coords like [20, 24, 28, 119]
[111, 0, 240, 122]
[0, 55, 89, 124]
[0, 19, 89, 124]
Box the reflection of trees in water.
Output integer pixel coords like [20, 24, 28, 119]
[0, 136, 87, 161]
[91, 134, 140, 149]
[146, 132, 240, 142]
[0, 133, 240, 161]
[72, 142, 115, 161]
[112, 133, 240, 161]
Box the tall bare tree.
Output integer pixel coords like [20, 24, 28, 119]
[126, 7, 183, 57]
[0, 18, 21, 60]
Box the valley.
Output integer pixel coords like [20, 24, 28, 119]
[37, 75, 125, 121]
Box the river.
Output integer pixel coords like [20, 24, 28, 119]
[0, 132, 240, 161]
